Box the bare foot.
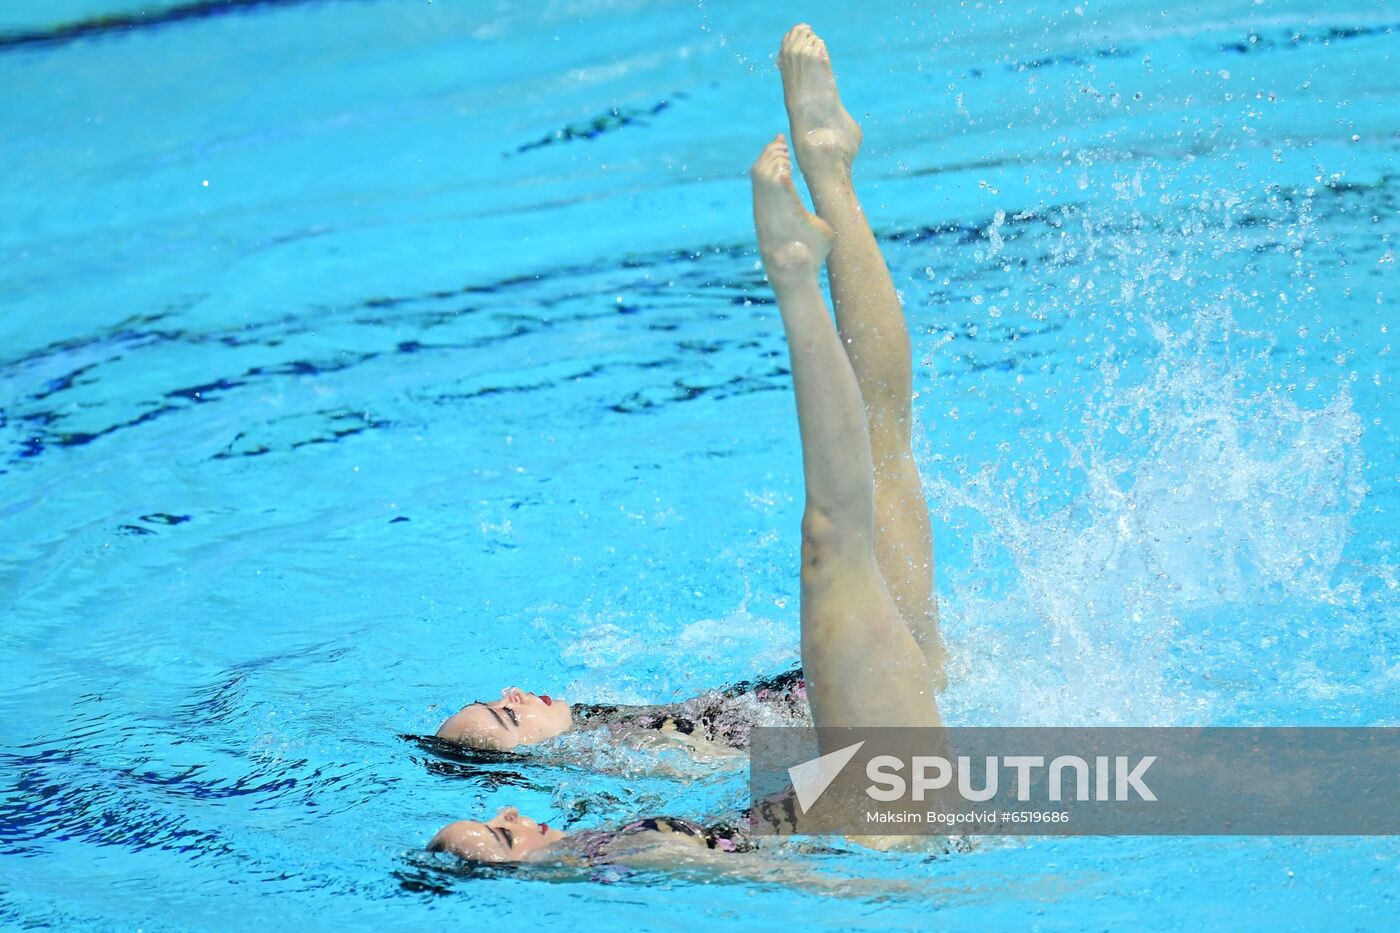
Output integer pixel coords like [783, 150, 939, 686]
[751, 135, 833, 274]
[778, 24, 862, 175]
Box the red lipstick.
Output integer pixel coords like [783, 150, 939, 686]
[540, 695, 553, 706]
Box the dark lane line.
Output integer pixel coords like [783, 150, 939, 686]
[0, 0, 372, 52]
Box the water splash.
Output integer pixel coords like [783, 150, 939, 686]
[562, 596, 795, 706]
[931, 286, 1367, 726]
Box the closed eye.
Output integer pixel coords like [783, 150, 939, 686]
[502, 706, 520, 727]
[472, 703, 511, 731]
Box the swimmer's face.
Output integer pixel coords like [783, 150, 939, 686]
[428, 807, 566, 863]
[435, 687, 574, 750]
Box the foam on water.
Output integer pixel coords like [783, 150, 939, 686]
[930, 157, 1373, 726]
[562, 584, 798, 705]
[936, 307, 1366, 725]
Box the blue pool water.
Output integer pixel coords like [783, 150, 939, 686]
[2, 0, 1396, 927]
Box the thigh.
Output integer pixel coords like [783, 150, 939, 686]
[799, 559, 942, 733]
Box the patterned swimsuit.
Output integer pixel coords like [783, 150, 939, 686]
[572, 667, 807, 749]
[575, 816, 755, 881]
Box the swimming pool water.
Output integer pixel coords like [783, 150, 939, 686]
[2, 0, 1397, 928]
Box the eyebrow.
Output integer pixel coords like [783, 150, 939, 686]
[472, 703, 509, 730]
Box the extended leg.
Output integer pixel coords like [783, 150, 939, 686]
[751, 136, 940, 737]
[779, 24, 945, 688]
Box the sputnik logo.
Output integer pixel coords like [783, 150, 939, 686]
[787, 741, 865, 813]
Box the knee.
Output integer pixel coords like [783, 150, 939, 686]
[801, 508, 840, 580]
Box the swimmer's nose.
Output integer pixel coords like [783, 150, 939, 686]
[498, 806, 519, 822]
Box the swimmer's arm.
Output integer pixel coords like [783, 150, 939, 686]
[623, 728, 747, 762]
[611, 840, 954, 897]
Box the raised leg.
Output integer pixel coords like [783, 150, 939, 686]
[751, 136, 940, 737]
[778, 24, 946, 689]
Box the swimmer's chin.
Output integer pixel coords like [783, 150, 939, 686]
[523, 839, 569, 862]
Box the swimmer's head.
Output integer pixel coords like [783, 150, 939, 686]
[435, 687, 574, 750]
[428, 807, 566, 863]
